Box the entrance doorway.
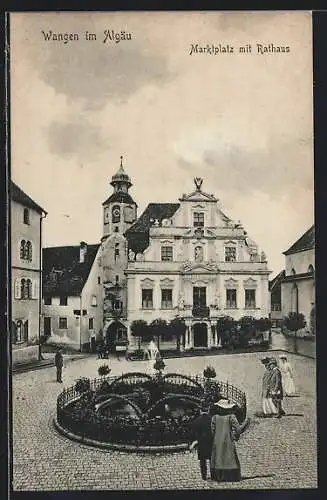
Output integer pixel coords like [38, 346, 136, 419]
[106, 321, 127, 352]
[193, 323, 208, 347]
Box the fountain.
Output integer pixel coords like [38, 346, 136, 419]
[55, 367, 247, 452]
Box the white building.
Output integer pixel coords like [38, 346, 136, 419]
[125, 176, 271, 349]
[42, 243, 103, 351]
[281, 225, 315, 336]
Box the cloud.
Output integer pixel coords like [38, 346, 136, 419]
[47, 119, 109, 160]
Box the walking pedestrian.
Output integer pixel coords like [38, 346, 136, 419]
[261, 357, 277, 417]
[189, 402, 213, 480]
[209, 400, 250, 482]
[54, 348, 64, 383]
[268, 358, 286, 418]
[279, 355, 296, 396]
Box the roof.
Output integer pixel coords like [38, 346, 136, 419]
[43, 244, 100, 296]
[10, 181, 46, 214]
[269, 270, 285, 291]
[283, 225, 315, 255]
[103, 191, 137, 206]
[125, 203, 180, 253]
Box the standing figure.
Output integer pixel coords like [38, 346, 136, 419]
[279, 355, 296, 396]
[210, 400, 250, 482]
[268, 358, 286, 418]
[54, 348, 64, 383]
[189, 403, 213, 480]
[261, 357, 277, 416]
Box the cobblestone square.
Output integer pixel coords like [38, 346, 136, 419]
[12, 351, 317, 490]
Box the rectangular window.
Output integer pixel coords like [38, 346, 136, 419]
[89, 318, 94, 330]
[193, 287, 206, 307]
[59, 317, 67, 329]
[226, 289, 237, 308]
[115, 243, 120, 260]
[225, 246, 236, 262]
[60, 296, 68, 306]
[161, 246, 173, 262]
[161, 289, 173, 309]
[142, 289, 153, 309]
[98, 276, 101, 285]
[193, 212, 204, 227]
[44, 296, 52, 305]
[245, 289, 256, 309]
[91, 295, 97, 306]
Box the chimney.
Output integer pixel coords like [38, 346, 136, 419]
[79, 241, 87, 263]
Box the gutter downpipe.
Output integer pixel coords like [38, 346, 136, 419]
[39, 210, 47, 361]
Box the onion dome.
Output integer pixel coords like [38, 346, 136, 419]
[110, 156, 132, 188]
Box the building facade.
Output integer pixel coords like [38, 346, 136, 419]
[11, 181, 47, 365]
[124, 176, 271, 349]
[269, 270, 285, 327]
[42, 243, 103, 351]
[281, 226, 315, 336]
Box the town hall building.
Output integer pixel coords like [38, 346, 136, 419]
[42, 158, 271, 351]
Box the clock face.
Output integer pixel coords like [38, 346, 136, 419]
[113, 208, 120, 217]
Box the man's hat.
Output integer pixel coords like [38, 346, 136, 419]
[214, 399, 236, 410]
[261, 357, 271, 365]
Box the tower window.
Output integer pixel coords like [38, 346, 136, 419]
[114, 226, 119, 232]
[115, 243, 120, 260]
[112, 205, 121, 223]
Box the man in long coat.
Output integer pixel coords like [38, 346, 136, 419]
[54, 348, 64, 383]
[268, 358, 285, 418]
[189, 403, 213, 480]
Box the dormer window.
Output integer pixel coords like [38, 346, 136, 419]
[193, 212, 204, 227]
[23, 208, 30, 225]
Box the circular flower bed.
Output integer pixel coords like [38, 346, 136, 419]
[56, 372, 246, 452]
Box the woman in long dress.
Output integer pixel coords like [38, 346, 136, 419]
[210, 400, 250, 482]
[279, 355, 296, 396]
[261, 357, 278, 416]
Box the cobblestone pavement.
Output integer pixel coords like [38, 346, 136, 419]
[12, 351, 317, 490]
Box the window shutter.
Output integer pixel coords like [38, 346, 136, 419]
[32, 280, 39, 299]
[14, 279, 21, 299]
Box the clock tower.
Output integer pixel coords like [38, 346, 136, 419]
[101, 156, 137, 352]
[102, 156, 137, 237]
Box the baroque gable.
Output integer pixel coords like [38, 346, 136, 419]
[181, 261, 218, 273]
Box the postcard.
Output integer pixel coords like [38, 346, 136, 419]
[9, 11, 315, 491]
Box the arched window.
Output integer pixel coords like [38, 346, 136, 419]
[23, 208, 30, 225]
[291, 283, 298, 313]
[308, 264, 314, 274]
[291, 268, 296, 276]
[194, 246, 204, 262]
[20, 240, 25, 260]
[21, 279, 26, 299]
[26, 279, 32, 298]
[26, 241, 32, 261]
[112, 205, 120, 223]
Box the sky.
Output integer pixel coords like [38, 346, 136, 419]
[10, 11, 314, 276]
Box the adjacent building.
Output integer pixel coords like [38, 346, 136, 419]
[11, 181, 47, 365]
[42, 243, 102, 351]
[269, 270, 285, 327]
[281, 225, 315, 336]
